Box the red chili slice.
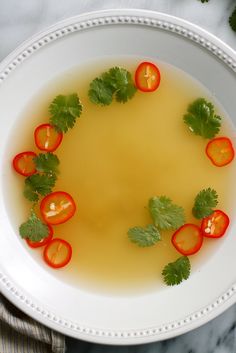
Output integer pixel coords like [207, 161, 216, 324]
[26, 225, 53, 248]
[172, 224, 203, 256]
[34, 123, 63, 152]
[40, 191, 76, 225]
[201, 210, 229, 238]
[13, 151, 37, 176]
[43, 238, 72, 268]
[206, 137, 234, 167]
[135, 61, 161, 92]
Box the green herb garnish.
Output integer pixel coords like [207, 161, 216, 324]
[24, 174, 56, 202]
[229, 7, 236, 32]
[88, 67, 137, 106]
[128, 224, 161, 247]
[102, 67, 137, 103]
[89, 78, 113, 106]
[192, 188, 218, 219]
[19, 211, 49, 242]
[162, 256, 191, 286]
[183, 98, 221, 139]
[148, 196, 185, 231]
[49, 93, 82, 133]
[34, 152, 59, 176]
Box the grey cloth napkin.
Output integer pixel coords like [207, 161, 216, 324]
[0, 293, 65, 353]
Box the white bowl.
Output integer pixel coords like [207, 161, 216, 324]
[1, 9, 236, 345]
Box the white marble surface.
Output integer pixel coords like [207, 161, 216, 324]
[0, 1, 236, 352]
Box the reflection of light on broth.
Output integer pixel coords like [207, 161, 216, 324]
[11, 58, 236, 294]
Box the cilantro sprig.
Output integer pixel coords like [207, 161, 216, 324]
[88, 67, 137, 106]
[184, 98, 221, 139]
[24, 174, 56, 202]
[127, 196, 185, 248]
[49, 93, 82, 133]
[128, 225, 161, 247]
[89, 79, 113, 106]
[34, 152, 59, 176]
[192, 188, 218, 219]
[148, 196, 185, 231]
[23, 152, 59, 202]
[162, 256, 191, 286]
[19, 211, 50, 242]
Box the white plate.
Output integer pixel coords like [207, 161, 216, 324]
[1, 9, 236, 345]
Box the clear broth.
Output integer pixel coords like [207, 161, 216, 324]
[7, 58, 236, 294]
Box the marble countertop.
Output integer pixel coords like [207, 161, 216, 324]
[0, 1, 236, 353]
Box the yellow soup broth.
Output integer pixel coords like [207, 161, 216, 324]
[8, 58, 236, 294]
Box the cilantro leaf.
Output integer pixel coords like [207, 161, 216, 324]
[183, 98, 221, 139]
[89, 78, 113, 106]
[162, 256, 191, 286]
[34, 153, 59, 176]
[128, 224, 161, 247]
[115, 82, 137, 103]
[49, 93, 82, 133]
[103, 67, 137, 103]
[88, 67, 137, 106]
[24, 174, 56, 201]
[148, 196, 185, 231]
[102, 67, 129, 89]
[23, 184, 40, 202]
[229, 7, 236, 32]
[192, 188, 218, 219]
[19, 211, 50, 242]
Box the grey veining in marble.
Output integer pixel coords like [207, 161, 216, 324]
[0, 1, 236, 353]
[66, 305, 236, 353]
